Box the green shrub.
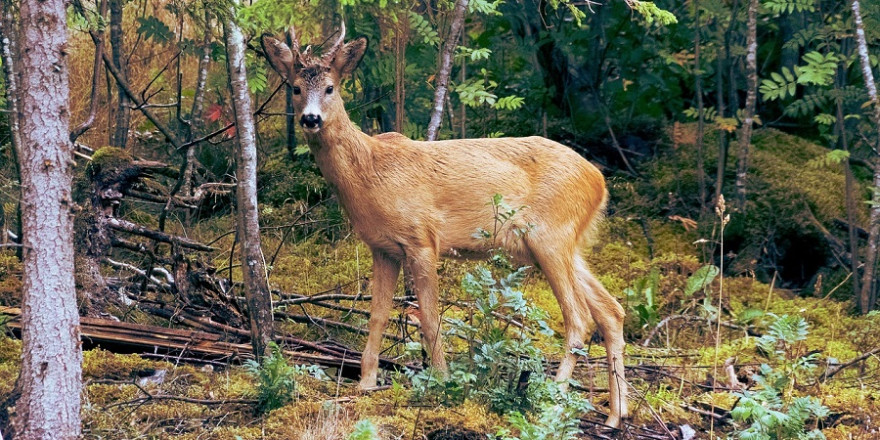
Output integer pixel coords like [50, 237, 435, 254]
[730, 314, 829, 440]
[244, 342, 327, 414]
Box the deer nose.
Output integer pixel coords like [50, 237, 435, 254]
[300, 114, 322, 129]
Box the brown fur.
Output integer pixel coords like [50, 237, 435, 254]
[262, 29, 629, 427]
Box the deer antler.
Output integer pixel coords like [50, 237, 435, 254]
[322, 21, 346, 61]
[286, 25, 300, 54]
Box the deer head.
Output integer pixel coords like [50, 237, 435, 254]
[261, 24, 367, 134]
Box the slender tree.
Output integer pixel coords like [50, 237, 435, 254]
[223, 3, 275, 358]
[734, 0, 758, 210]
[284, 28, 298, 160]
[834, 69, 861, 301]
[693, 0, 707, 213]
[851, 0, 880, 313]
[13, 0, 82, 436]
[109, 0, 130, 148]
[0, 0, 21, 157]
[425, 0, 469, 141]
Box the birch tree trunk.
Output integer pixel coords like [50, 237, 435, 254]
[734, 0, 758, 211]
[851, 0, 880, 313]
[14, 0, 82, 436]
[0, 1, 21, 158]
[109, 0, 130, 148]
[182, 10, 212, 201]
[223, 7, 274, 359]
[425, 0, 468, 141]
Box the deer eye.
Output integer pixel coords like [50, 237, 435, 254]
[325, 86, 334, 95]
[292, 86, 301, 95]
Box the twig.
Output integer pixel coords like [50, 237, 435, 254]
[642, 314, 759, 347]
[107, 217, 215, 252]
[824, 346, 880, 379]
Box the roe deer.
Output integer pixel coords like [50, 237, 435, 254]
[262, 24, 628, 427]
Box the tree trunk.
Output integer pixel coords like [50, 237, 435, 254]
[734, 0, 758, 211]
[425, 0, 469, 141]
[189, 10, 212, 140]
[0, 2, 21, 161]
[834, 69, 861, 301]
[694, 0, 707, 214]
[14, 0, 82, 436]
[70, 0, 107, 143]
[182, 10, 212, 203]
[394, 14, 407, 133]
[284, 30, 298, 160]
[852, 0, 880, 313]
[109, 0, 130, 148]
[714, 46, 728, 204]
[223, 5, 275, 359]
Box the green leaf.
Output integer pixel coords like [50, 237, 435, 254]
[136, 16, 174, 45]
[684, 265, 719, 297]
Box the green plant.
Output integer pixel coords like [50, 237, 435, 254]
[495, 379, 592, 440]
[730, 314, 829, 440]
[625, 267, 661, 328]
[409, 195, 568, 416]
[347, 419, 380, 440]
[243, 342, 326, 413]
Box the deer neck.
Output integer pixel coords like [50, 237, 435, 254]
[305, 118, 376, 197]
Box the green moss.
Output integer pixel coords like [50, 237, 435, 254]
[0, 336, 21, 364]
[259, 152, 329, 207]
[87, 147, 135, 178]
[82, 349, 167, 380]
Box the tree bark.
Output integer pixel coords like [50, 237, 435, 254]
[284, 30, 298, 160]
[694, 0, 707, 214]
[851, 0, 880, 313]
[71, 0, 107, 143]
[834, 70, 861, 301]
[394, 15, 407, 133]
[109, 0, 130, 148]
[189, 10, 212, 140]
[734, 0, 758, 211]
[223, 5, 275, 359]
[182, 10, 212, 203]
[714, 46, 728, 205]
[0, 1, 22, 161]
[14, 0, 82, 436]
[425, 0, 468, 141]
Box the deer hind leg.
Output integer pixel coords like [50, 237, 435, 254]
[359, 249, 401, 390]
[527, 243, 591, 388]
[404, 245, 448, 373]
[574, 254, 628, 428]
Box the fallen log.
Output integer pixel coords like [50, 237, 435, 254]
[0, 307, 403, 378]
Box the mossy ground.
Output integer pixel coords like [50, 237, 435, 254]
[0, 128, 878, 438]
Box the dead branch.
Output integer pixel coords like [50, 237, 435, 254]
[104, 258, 171, 288]
[110, 237, 172, 265]
[124, 189, 198, 209]
[100, 379, 257, 410]
[275, 311, 406, 343]
[824, 346, 880, 379]
[107, 217, 215, 252]
[70, 0, 107, 143]
[642, 314, 760, 347]
[682, 404, 730, 422]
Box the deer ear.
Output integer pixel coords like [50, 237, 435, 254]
[330, 37, 368, 77]
[261, 35, 295, 79]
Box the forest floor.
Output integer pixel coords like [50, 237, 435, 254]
[1, 127, 879, 439]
